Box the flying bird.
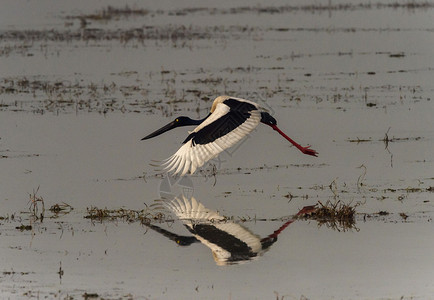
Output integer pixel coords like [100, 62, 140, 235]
[142, 96, 318, 176]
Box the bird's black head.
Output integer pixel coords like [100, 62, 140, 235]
[176, 236, 198, 246]
[173, 116, 193, 125]
[260, 112, 277, 126]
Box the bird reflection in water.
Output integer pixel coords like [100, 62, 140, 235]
[145, 196, 315, 266]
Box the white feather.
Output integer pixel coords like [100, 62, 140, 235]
[163, 97, 261, 176]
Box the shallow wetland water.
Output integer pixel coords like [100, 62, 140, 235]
[1, 1, 434, 299]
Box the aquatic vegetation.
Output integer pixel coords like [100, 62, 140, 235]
[28, 186, 45, 221]
[303, 200, 359, 231]
[49, 202, 74, 218]
[84, 206, 166, 224]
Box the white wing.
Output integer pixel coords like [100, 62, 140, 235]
[163, 196, 262, 264]
[163, 100, 261, 176]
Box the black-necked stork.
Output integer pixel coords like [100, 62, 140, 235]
[153, 196, 316, 265]
[142, 96, 318, 176]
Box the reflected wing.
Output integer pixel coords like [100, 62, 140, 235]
[163, 98, 261, 176]
[163, 196, 262, 265]
[163, 196, 224, 222]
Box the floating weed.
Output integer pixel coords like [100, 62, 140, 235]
[15, 224, 32, 231]
[2, 270, 33, 276]
[399, 213, 409, 220]
[210, 163, 327, 177]
[69, 5, 149, 21]
[361, 210, 420, 223]
[84, 206, 166, 224]
[347, 127, 423, 144]
[384, 186, 429, 193]
[28, 186, 45, 221]
[82, 292, 99, 299]
[300, 200, 359, 231]
[49, 202, 73, 218]
[69, 2, 434, 22]
[377, 211, 390, 216]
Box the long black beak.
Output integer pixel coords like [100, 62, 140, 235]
[141, 120, 177, 140]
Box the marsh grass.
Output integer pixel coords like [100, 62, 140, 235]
[28, 186, 45, 221]
[70, 2, 434, 22]
[300, 200, 359, 231]
[83, 199, 360, 232]
[347, 127, 423, 144]
[84, 206, 166, 224]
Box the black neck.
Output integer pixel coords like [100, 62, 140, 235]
[186, 113, 211, 126]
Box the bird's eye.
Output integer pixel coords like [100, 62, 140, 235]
[175, 118, 179, 122]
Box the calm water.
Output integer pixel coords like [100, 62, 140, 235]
[1, 1, 434, 299]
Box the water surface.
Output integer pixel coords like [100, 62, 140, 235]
[1, 1, 434, 299]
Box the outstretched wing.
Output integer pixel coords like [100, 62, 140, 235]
[163, 97, 261, 176]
